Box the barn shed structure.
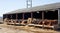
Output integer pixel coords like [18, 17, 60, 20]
[3, 2, 60, 29]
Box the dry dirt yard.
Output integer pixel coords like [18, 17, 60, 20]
[0, 24, 60, 33]
[0, 27, 34, 33]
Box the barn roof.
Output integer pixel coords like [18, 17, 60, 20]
[4, 2, 60, 14]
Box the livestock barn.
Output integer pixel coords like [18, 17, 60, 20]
[3, 2, 60, 29]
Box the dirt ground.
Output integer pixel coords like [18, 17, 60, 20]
[0, 27, 34, 33]
[0, 24, 60, 33]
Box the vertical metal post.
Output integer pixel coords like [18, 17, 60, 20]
[30, 12, 33, 24]
[14, 13, 18, 24]
[16, 14, 17, 20]
[11, 14, 12, 23]
[6, 14, 7, 18]
[11, 14, 12, 19]
[23, 13, 24, 20]
[42, 11, 44, 20]
[58, 8, 60, 25]
[6, 14, 8, 24]
[31, 12, 33, 19]
[42, 11, 44, 28]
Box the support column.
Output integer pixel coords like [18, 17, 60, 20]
[30, 12, 33, 24]
[22, 13, 24, 24]
[31, 12, 33, 19]
[6, 14, 9, 24]
[42, 11, 44, 28]
[42, 11, 44, 20]
[23, 13, 24, 20]
[16, 14, 18, 20]
[11, 14, 12, 19]
[14, 13, 18, 24]
[11, 14, 12, 23]
[6, 14, 7, 18]
[58, 8, 60, 25]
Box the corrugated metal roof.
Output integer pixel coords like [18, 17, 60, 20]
[4, 2, 60, 14]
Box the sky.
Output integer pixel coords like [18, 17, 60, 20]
[0, 0, 60, 17]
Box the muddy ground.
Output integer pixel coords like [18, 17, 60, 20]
[0, 24, 60, 33]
